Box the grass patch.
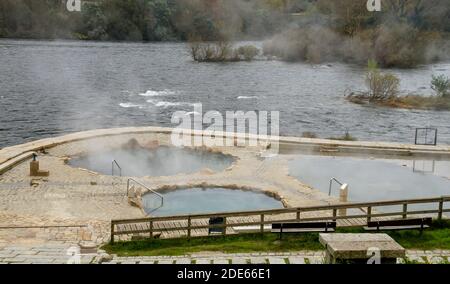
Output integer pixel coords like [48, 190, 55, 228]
[102, 233, 323, 257]
[103, 220, 450, 256]
[337, 221, 450, 250]
[386, 220, 450, 250]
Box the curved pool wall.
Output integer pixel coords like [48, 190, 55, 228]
[142, 187, 284, 216]
[68, 145, 234, 177]
[288, 155, 450, 202]
[2, 126, 450, 176]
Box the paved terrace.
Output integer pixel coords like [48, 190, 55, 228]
[0, 243, 448, 264]
[0, 127, 449, 255]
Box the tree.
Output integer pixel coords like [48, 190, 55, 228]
[366, 59, 400, 101]
[431, 75, 450, 98]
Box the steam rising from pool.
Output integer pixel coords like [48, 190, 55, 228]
[68, 144, 234, 177]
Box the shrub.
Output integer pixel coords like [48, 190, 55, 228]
[190, 40, 238, 62]
[372, 24, 426, 68]
[237, 45, 260, 61]
[431, 74, 450, 98]
[365, 59, 400, 101]
[190, 41, 260, 62]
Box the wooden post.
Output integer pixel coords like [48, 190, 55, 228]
[367, 206, 372, 223]
[438, 198, 444, 220]
[110, 222, 115, 244]
[296, 210, 301, 221]
[222, 217, 227, 236]
[260, 214, 265, 234]
[149, 220, 153, 238]
[187, 217, 191, 238]
[402, 203, 408, 219]
[332, 209, 337, 222]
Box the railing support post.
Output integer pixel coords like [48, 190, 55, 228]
[296, 210, 301, 221]
[260, 214, 265, 234]
[367, 206, 372, 223]
[402, 203, 408, 219]
[222, 217, 227, 236]
[438, 198, 444, 220]
[187, 217, 192, 239]
[149, 220, 153, 238]
[110, 222, 115, 244]
[332, 209, 337, 222]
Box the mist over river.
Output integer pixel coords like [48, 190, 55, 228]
[0, 39, 449, 148]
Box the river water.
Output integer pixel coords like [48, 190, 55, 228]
[0, 39, 449, 148]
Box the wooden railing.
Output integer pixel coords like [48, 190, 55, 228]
[110, 196, 450, 243]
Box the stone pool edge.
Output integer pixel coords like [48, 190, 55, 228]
[130, 183, 289, 217]
[2, 126, 450, 175]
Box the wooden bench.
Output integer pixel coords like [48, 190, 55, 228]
[272, 221, 336, 239]
[364, 218, 432, 233]
[208, 217, 225, 235]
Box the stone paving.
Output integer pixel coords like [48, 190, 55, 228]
[0, 131, 335, 246]
[3, 127, 450, 247]
[1, 244, 448, 264]
[0, 242, 98, 264]
[1, 128, 450, 264]
[99, 250, 450, 265]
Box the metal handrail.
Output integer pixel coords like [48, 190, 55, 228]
[127, 178, 164, 208]
[112, 159, 122, 177]
[329, 177, 344, 196]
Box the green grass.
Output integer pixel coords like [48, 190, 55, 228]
[103, 220, 450, 257]
[102, 233, 323, 257]
[387, 220, 450, 250]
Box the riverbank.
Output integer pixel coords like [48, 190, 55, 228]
[347, 94, 450, 111]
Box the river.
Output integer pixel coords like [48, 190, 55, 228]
[0, 39, 449, 148]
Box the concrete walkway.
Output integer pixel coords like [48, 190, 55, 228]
[104, 251, 450, 264]
[0, 243, 449, 264]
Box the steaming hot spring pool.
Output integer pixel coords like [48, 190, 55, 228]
[142, 187, 284, 216]
[68, 145, 234, 177]
[288, 155, 450, 202]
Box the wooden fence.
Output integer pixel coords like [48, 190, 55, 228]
[110, 196, 450, 243]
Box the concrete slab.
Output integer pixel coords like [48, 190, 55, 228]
[249, 257, 267, 264]
[175, 258, 191, 264]
[267, 257, 286, 264]
[195, 259, 211, 264]
[288, 257, 305, 264]
[214, 259, 230, 264]
[231, 258, 248, 264]
[319, 233, 405, 260]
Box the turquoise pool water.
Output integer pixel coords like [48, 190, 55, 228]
[142, 187, 284, 216]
